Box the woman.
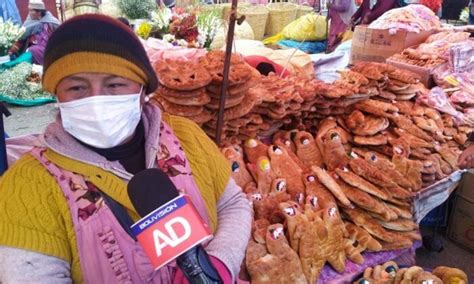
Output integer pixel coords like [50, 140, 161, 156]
[0, 14, 251, 283]
[8, 0, 60, 64]
[327, 0, 356, 52]
[351, 0, 399, 25]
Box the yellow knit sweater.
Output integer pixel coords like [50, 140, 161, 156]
[0, 114, 230, 283]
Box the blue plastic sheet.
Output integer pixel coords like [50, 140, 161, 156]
[0, 0, 21, 25]
[277, 40, 327, 54]
[0, 52, 33, 71]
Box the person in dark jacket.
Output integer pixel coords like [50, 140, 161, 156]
[351, 0, 399, 25]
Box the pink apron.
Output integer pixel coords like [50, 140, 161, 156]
[31, 122, 211, 283]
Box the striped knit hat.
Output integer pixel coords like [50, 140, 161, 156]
[43, 14, 158, 94]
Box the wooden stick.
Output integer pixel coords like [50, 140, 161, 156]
[214, 0, 239, 145]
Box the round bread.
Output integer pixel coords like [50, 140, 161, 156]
[161, 91, 210, 106]
[187, 110, 212, 125]
[206, 94, 245, 110]
[156, 86, 207, 99]
[207, 81, 252, 98]
[152, 96, 204, 117]
[155, 59, 212, 91]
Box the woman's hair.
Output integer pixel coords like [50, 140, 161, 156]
[116, 17, 131, 29]
[34, 9, 47, 17]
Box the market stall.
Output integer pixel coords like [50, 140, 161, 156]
[141, 3, 473, 283]
[1, 0, 472, 282]
[0, 20, 54, 106]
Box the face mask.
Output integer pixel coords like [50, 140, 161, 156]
[58, 89, 142, 149]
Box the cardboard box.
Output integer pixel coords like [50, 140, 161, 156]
[386, 59, 437, 88]
[448, 192, 474, 252]
[457, 171, 474, 203]
[350, 25, 433, 64]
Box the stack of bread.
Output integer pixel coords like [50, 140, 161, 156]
[152, 59, 213, 125]
[221, 98, 470, 282]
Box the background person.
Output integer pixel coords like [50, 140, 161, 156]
[327, 0, 356, 52]
[351, 0, 399, 25]
[8, 0, 60, 64]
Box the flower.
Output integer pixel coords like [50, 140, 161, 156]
[460, 7, 469, 23]
[176, 39, 188, 47]
[151, 7, 172, 32]
[0, 21, 25, 56]
[163, 34, 176, 42]
[136, 22, 153, 39]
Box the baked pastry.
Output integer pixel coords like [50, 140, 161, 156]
[323, 208, 347, 273]
[390, 114, 434, 142]
[207, 81, 252, 97]
[351, 62, 390, 81]
[343, 207, 394, 243]
[311, 166, 351, 207]
[303, 173, 337, 209]
[393, 128, 434, 149]
[349, 158, 397, 189]
[274, 140, 307, 170]
[155, 59, 212, 91]
[435, 144, 459, 170]
[206, 94, 245, 110]
[362, 151, 413, 190]
[378, 218, 418, 232]
[432, 266, 469, 284]
[345, 110, 389, 136]
[243, 138, 269, 165]
[253, 157, 276, 196]
[340, 70, 370, 86]
[335, 168, 390, 200]
[221, 145, 254, 188]
[268, 145, 305, 199]
[280, 201, 307, 251]
[354, 134, 388, 146]
[392, 153, 423, 192]
[161, 90, 211, 106]
[319, 131, 350, 171]
[294, 131, 324, 169]
[153, 96, 204, 116]
[355, 99, 399, 117]
[335, 178, 389, 218]
[415, 271, 443, 284]
[221, 88, 260, 121]
[187, 110, 212, 125]
[252, 219, 270, 244]
[265, 224, 307, 283]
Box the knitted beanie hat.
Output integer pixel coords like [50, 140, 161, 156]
[42, 14, 158, 94]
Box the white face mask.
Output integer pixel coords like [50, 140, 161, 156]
[58, 89, 143, 149]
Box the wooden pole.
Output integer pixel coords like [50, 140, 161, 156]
[214, 0, 239, 145]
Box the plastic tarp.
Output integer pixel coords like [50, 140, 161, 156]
[0, 52, 33, 71]
[0, 0, 21, 25]
[412, 170, 464, 224]
[310, 39, 352, 82]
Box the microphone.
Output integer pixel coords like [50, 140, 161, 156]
[128, 169, 222, 284]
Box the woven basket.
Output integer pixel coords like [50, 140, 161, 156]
[222, 2, 251, 19]
[265, 2, 298, 37]
[238, 5, 269, 40]
[296, 5, 313, 18]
